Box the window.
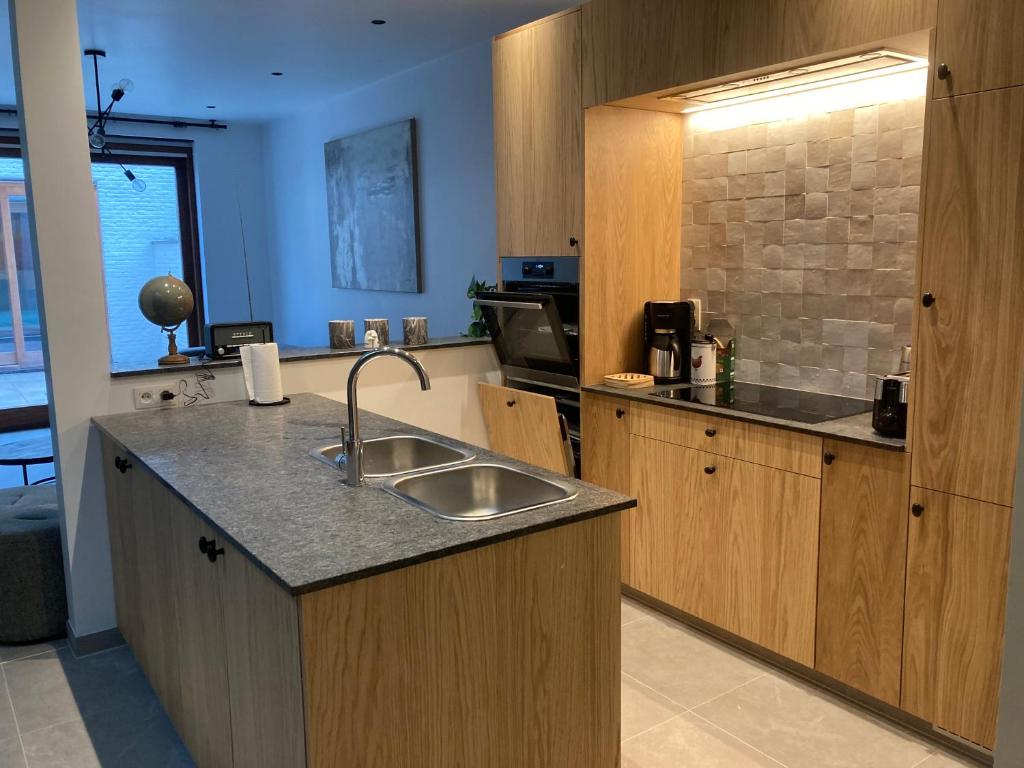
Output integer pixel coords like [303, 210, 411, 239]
[0, 137, 205, 369]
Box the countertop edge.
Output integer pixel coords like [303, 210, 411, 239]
[582, 384, 907, 453]
[109, 336, 492, 378]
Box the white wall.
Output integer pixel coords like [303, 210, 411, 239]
[262, 41, 497, 346]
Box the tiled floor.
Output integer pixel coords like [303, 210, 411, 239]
[0, 600, 985, 767]
[621, 598, 982, 768]
[0, 370, 48, 410]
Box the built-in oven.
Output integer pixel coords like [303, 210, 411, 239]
[475, 256, 581, 470]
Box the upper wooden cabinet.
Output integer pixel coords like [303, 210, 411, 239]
[902, 487, 1011, 749]
[816, 442, 910, 707]
[493, 9, 583, 258]
[933, 0, 1024, 97]
[911, 87, 1024, 507]
[780, 0, 936, 61]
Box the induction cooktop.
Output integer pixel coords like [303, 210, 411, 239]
[650, 381, 872, 424]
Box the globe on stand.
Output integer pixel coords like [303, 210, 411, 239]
[138, 274, 195, 366]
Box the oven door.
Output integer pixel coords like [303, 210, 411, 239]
[475, 291, 579, 389]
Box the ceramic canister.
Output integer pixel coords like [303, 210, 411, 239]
[329, 320, 355, 349]
[690, 339, 716, 386]
[402, 317, 428, 346]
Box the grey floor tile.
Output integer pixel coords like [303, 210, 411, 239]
[5, 646, 158, 736]
[0, 639, 66, 665]
[623, 711, 786, 767]
[621, 597, 658, 626]
[0, 736, 26, 768]
[21, 711, 193, 768]
[0, 667, 18, 743]
[622, 613, 766, 709]
[622, 673, 685, 740]
[695, 673, 933, 768]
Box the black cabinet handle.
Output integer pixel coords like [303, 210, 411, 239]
[615, 408, 625, 419]
[921, 292, 935, 308]
[114, 456, 132, 474]
[705, 427, 717, 437]
[936, 62, 950, 80]
[568, 236, 578, 248]
[198, 536, 225, 563]
[704, 465, 716, 475]
[911, 503, 924, 518]
[823, 451, 835, 466]
[506, 400, 516, 408]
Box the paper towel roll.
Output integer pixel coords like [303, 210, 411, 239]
[240, 343, 284, 404]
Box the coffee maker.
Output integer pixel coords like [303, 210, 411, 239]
[644, 301, 694, 384]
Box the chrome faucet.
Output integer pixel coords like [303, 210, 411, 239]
[344, 346, 431, 486]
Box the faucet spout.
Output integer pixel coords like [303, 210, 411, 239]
[344, 346, 431, 486]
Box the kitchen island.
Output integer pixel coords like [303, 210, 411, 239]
[93, 393, 633, 768]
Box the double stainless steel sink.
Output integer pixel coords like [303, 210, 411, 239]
[312, 436, 577, 520]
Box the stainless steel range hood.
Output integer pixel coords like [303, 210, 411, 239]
[662, 49, 927, 113]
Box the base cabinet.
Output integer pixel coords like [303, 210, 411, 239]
[902, 487, 1011, 749]
[629, 434, 819, 665]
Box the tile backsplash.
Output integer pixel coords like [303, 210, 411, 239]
[680, 96, 925, 399]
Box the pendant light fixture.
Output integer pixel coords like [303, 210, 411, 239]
[84, 48, 145, 192]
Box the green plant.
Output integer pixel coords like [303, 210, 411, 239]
[464, 274, 496, 337]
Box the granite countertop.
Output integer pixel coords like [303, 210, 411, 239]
[583, 383, 906, 451]
[110, 336, 490, 378]
[92, 393, 634, 595]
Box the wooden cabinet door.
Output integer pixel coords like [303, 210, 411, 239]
[912, 87, 1024, 507]
[902, 488, 1011, 749]
[581, 394, 633, 580]
[582, 0, 710, 106]
[933, 0, 1024, 97]
[816, 442, 910, 706]
[714, 455, 820, 666]
[101, 438, 139, 650]
[781, 0, 936, 61]
[628, 435, 717, 615]
[493, 10, 582, 258]
[479, 382, 573, 474]
[166, 496, 234, 768]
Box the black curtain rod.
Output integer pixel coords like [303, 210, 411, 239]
[0, 107, 227, 131]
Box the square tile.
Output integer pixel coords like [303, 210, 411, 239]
[807, 139, 828, 167]
[0, 737, 24, 768]
[805, 166, 828, 193]
[621, 674, 685, 740]
[622, 712, 785, 768]
[829, 110, 854, 138]
[694, 674, 933, 768]
[827, 162, 851, 191]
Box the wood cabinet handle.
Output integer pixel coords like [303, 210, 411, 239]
[703, 465, 716, 475]
[936, 62, 950, 80]
[823, 451, 835, 466]
[705, 427, 717, 437]
[506, 400, 516, 408]
[114, 456, 132, 474]
[198, 536, 225, 563]
[921, 292, 935, 308]
[568, 236, 578, 248]
[615, 408, 625, 419]
[911, 503, 924, 518]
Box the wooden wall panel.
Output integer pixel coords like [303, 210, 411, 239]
[708, 0, 786, 80]
[911, 87, 1024, 507]
[299, 516, 620, 768]
[902, 487, 1011, 749]
[781, 0, 937, 61]
[583, 106, 682, 383]
[816, 442, 910, 706]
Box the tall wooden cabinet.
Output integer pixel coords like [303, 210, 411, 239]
[912, 87, 1024, 508]
[816, 442, 910, 707]
[493, 9, 583, 258]
[581, 394, 633, 574]
[902, 488, 1012, 749]
[933, 0, 1024, 97]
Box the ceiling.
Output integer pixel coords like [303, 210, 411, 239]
[0, 0, 573, 122]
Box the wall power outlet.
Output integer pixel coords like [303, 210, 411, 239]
[133, 385, 181, 410]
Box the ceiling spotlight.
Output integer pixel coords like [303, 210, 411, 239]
[271, 71, 283, 77]
[371, 19, 387, 25]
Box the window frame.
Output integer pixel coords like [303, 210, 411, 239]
[0, 134, 206, 347]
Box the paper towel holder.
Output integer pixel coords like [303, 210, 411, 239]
[249, 396, 291, 407]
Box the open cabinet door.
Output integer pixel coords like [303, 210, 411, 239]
[478, 382, 573, 475]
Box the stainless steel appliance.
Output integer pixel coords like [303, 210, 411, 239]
[475, 257, 581, 469]
[644, 301, 694, 384]
[872, 375, 909, 438]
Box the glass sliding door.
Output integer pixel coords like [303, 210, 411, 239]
[0, 182, 41, 369]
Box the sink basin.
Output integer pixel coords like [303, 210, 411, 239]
[312, 435, 474, 477]
[384, 463, 578, 521]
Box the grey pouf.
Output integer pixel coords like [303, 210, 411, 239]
[0, 485, 67, 643]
